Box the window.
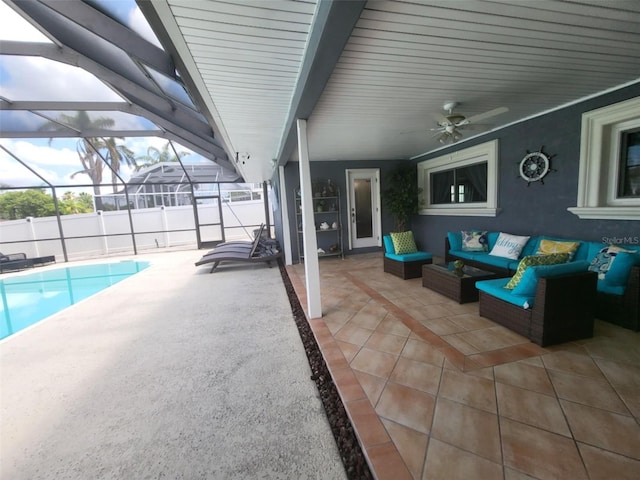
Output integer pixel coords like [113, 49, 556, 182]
[431, 163, 488, 205]
[569, 96, 640, 220]
[418, 140, 498, 216]
[618, 128, 640, 198]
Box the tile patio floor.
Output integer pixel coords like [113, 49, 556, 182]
[286, 253, 640, 480]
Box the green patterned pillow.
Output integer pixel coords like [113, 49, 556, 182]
[390, 231, 418, 255]
[505, 253, 570, 290]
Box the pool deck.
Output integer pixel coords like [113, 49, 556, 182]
[0, 250, 347, 480]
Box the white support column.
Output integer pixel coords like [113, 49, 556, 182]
[297, 119, 322, 319]
[278, 165, 293, 265]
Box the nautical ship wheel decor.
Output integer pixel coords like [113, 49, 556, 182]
[519, 146, 556, 185]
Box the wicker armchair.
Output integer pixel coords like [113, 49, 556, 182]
[477, 270, 597, 347]
[595, 265, 640, 331]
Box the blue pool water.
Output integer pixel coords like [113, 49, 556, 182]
[0, 261, 150, 340]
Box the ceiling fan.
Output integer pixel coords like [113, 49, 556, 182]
[431, 102, 508, 144]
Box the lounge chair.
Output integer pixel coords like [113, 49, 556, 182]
[0, 253, 56, 273]
[195, 226, 281, 273]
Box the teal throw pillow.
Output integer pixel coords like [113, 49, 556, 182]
[390, 231, 418, 255]
[588, 245, 634, 280]
[505, 253, 570, 290]
[461, 230, 488, 252]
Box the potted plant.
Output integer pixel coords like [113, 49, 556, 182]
[382, 164, 422, 232]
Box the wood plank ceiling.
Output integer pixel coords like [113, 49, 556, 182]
[154, 0, 640, 181]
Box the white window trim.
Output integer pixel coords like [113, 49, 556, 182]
[417, 139, 499, 216]
[568, 96, 640, 220]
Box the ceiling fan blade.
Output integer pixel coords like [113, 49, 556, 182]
[466, 107, 508, 124]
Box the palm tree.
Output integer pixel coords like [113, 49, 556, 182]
[135, 142, 189, 171]
[40, 111, 136, 209]
[101, 137, 136, 192]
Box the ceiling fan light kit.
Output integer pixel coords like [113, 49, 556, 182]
[430, 102, 508, 144]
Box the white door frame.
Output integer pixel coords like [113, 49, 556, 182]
[345, 168, 381, 250]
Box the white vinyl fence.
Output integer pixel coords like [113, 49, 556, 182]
[0, 200, 269, 262]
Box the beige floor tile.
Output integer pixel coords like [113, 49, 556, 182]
[400, 339, 445, 367]
[439, 368, 497, 413]
[441, 333, 481, 355]
[334, 323, 374, 346]
[353, 370, 386, 407]
[420, 317, 466, 335]
[376, 314, 412, 337]
[496, 382, 571, 436]
[594, 357, 640, 391]
[375, 382, 435, 434]
[422, 438, 503, 480]
[494, 361, 555, 395]
[561, 400, 640, 459]
[420, 303, 457, 320]
[503, 467, 538, 480]
[350, 347, 398, 379]
[500, 417, 588, 480]
[584, 338, 640, 366]
[578, 442, 640, 480]
[456, 326, 527, 353]
[541, 350, 604, 378]
[365, 331, 408, 356]
[389, 357, 442, 395]
[447, 313, 498, 331]
[381, 419, 428, 480]
[548, 369, 630, 415]
[349, 301, 387, 330]
[335, 340, 360, 363]
[431, 397, 502, 463]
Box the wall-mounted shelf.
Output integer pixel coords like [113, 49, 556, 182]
[295, 181, 343, 262]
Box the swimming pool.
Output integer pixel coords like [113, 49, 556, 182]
[0, 261, 150, 340]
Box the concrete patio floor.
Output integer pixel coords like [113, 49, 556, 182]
[0, 250, 347, 480]
[287, 253, 640, 480]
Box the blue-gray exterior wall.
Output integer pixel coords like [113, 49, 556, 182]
[411, 83, 640, 258]
[281, 160, 402, 261]
[274, 83, 640, 262]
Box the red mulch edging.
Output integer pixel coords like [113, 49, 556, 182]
[278, 261, 373, 480]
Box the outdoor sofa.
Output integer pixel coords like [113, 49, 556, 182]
[445, 231, 640, 331]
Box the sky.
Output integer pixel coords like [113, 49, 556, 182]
[0, 0, 200, 194]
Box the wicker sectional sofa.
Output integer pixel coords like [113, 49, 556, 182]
[445, 232, 640, 331]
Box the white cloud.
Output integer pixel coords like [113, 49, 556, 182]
[0, 56, 123, 102]
[1, 139, 85, 187]
[0, 1, 51, 43]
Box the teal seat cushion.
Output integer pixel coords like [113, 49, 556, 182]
[385, 251, 432, 262]
[449, 250, 476, 261]
[511, 261, 590, 297]
[383, 235, 395, 254]
[603, 251, 640, 287]
[476, 277, 533, 309]
[596, 280, 625, 296]
[472, 253, 513, 270]
[447, 232, 462, 251]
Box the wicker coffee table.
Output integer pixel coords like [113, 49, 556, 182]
[422, 263, 497, 303]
